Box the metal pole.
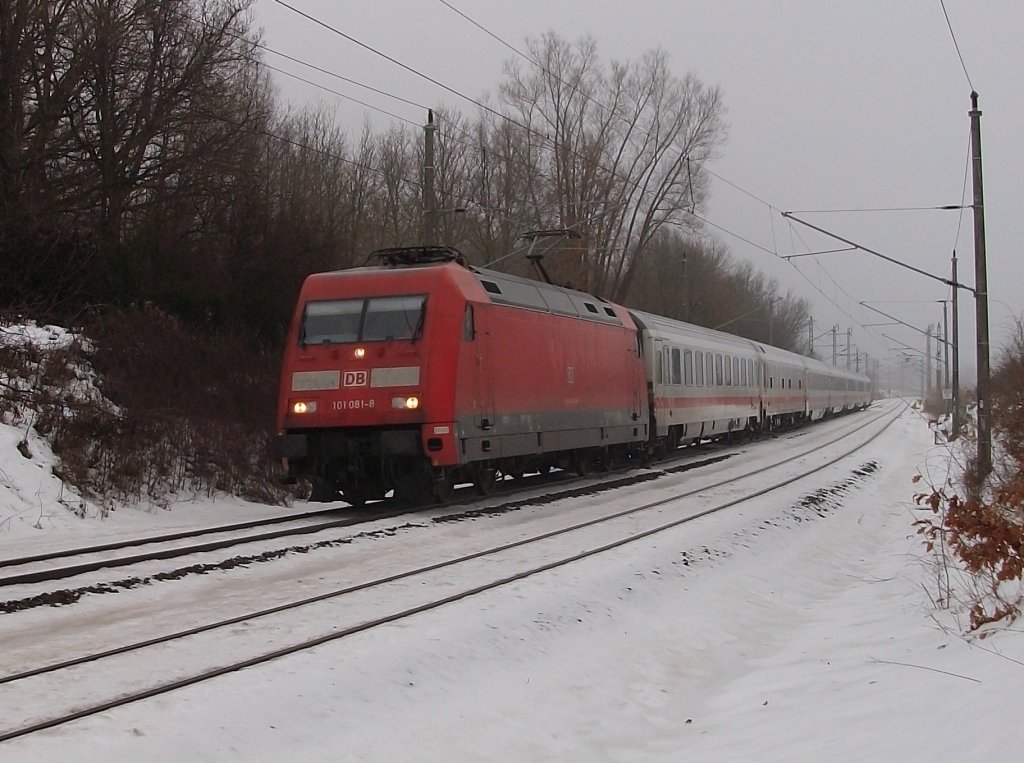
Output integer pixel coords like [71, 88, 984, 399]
[682, 252, 690, 322]
[832, 326, 837, 366]
[926, 324, 932, 397]
[846, 328, 852, 370]
[951, 252, 961, 437]
[942, 302, 950, 403]
[969, 91, 992, 475]
[422, 109, 437, 246]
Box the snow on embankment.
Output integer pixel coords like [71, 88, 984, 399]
[0, 321, 107, 534]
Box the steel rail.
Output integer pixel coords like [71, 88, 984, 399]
[0, 402, 902, 743]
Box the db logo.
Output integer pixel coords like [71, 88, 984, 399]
[343, 370, 369, 387]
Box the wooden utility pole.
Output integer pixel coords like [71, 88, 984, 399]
[969, 92, 992, 475]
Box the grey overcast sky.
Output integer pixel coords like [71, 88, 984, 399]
[254, 0, 1023, 383]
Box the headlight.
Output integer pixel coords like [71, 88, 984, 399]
[392, 396, 420, 409]
[291, 400, 317, 414]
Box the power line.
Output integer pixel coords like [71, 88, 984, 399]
[260, 62, 420, 126]
[272, 1, 515, 131]
[436, 0, 539, 68]
[271, 0, 752, 270]
[939, 0, 974, 91]
[435, 0, 778, 213]
[433, 0, 809, 284]
[257, 42, 429, 116]
[953, 126, 972, 252]
[266, 0, 955, 338]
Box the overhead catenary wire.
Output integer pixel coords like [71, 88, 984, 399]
[266, 0, 949, 359]
[271, 0, 803, 278]
[170, 7, 577, 236]
[434, 0, 916, 343]
[785, 224, 877, 338]
[785, 205, 965, 214]
[271, 0, 777, 273]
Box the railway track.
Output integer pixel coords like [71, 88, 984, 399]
[0, 406, 877, 592]
[0, 400, 903, 743]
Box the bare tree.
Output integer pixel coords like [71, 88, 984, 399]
[52, 0, 262, 298]
[497, 33, 725, 298]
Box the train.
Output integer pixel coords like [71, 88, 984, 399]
[274, 246, 872, 505]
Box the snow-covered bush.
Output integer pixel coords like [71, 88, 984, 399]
[1, 311, 287, 512]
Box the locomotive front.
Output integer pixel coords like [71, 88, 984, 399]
[275, 257, 468, 505]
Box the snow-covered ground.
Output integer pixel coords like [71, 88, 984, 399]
[1, 402, 1022, 762]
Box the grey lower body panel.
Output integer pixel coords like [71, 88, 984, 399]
[456, 410, 645, 463]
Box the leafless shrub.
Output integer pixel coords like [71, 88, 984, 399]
[915, 318, 1024, 631]
[5, 308, 288, 508]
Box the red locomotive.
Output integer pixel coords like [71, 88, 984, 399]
[275, 246, 871, 505]
[275, 247, 648, 505]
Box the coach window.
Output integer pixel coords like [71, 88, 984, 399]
[671, 348, 682, 386]
[656, 348, 664, 385]
[715, 354, 724, 386]
[684, 349, 694, 386]
[733, 357, 740, 387]
[724, 355, 732, 386]
[695, 350, 705, 385]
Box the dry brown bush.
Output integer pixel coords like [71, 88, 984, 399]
[915, 319, 1024, 630]
[26, 308, 287, 507]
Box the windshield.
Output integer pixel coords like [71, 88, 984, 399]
[301, 295, 426, 345]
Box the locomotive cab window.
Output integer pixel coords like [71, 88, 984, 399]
[362, 296, 426, 341]
[302, 299, 362, 345]
[301, 295, 426, 345]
